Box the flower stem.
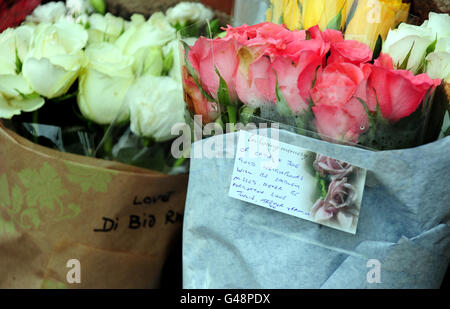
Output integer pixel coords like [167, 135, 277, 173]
[103, 126, 113, 156]
[227, 105, 237, 131]
[173, 156, 186, 168]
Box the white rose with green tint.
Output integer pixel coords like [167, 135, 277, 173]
[22, 20, 88, 99]
[78, 42, 134, 125]
[115, 12, 176, 57]
[87, 13, 126, 44]
[383, 12, 450, 78]
[0, 25, 44, 119]
[126, 75, 185, 141]
[166, 2, 213, 26]
[26, 2, 67, 24]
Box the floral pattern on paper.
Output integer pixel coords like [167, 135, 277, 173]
[65, 162, 114, 193]
[0, 162, 87, 236]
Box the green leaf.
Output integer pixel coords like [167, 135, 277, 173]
[325, 5, 344, 30]
[344, 0, 359, 31]
[426, 36, 438, 55]
[398, 42, 415, 70]
[206, 19, 220, 38]
[14, 89, 40, 101]
[275, 74, 293, 117]
[15, 47, 23, 74]
[298, 0, 303, 15]
[89, 0, 106, 15]
[315, 172, 328, 199]
[372, 35, 382, 61]
[415, 36, 438, 74]
[215, 67, 233, 107]
[179, 22, 201, 38]
[162, 49, 174, 76]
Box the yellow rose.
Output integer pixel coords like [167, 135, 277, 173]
[283, 0, 302, 30]
[302, 0, 347, 30]
[345, 0, 410, 50]
[267, 0, 287, 25]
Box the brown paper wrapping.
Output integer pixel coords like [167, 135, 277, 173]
[0, 123, 188, 288]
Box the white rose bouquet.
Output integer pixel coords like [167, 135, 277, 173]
[0, 0, 220, 173]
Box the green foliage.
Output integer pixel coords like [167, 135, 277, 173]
[326, 5, 344, 30]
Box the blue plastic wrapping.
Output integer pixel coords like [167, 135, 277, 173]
[182, 129, 450, 289]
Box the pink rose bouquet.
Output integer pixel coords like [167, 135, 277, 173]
[181, 21, 442, 150]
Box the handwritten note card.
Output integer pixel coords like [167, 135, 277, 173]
[229, 130, 367, 234]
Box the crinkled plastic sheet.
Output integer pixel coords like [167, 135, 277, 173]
[3, 121, 188, 175]
[183, 129, 450, 289]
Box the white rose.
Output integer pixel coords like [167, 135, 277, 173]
[26, 2, 67, 24]
[87, 13, 126, 44]
[166, 2, 214, 26]
[0, 26, 44, 119]
[383, 13, 450, 76]
[115, 12, 176, 57]
[126, 75, 185, 141]
[125, 14, 146, 31]
[424, 12, 450, 40]
[78, 42, 135, 124]
[426, 52, 450, 82]
[133, 46, 164, 77]
[22, 20, 88, 99]
[66, 0, 94, 16]
[383, 23, 434, 73]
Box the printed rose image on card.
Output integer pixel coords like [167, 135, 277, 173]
[229, 130, 366, 234]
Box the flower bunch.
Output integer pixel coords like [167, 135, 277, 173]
[184, 16, 444, 150]
[266, 0, 411, 49]
[0, 1, 217, 171]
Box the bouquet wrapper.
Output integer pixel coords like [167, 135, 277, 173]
[0, 123, 188, 288]
[183, 129, 450, 288]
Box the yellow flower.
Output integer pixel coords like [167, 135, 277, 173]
[283, 0, 303, 30]
[267, 0, 286, 25]
[302, 0, 347, 30]
[345, 0, 411, 50]
[267, 0, 302, 30]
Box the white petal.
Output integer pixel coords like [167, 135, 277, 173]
[0, 95, 21, 119]
[22, 57, 79, 98]
[10, 97, 45, 113]
[0, 75, 34, 97]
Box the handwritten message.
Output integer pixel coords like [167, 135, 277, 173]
[229, 130, 366, 234]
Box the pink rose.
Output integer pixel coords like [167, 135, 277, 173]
[311, 178, 356, 229]
[324, 178, 356, 210]
[321, 29, 344, 44]
[310, 62, 369, 142]
[272, 51, 323, 114]
[328, 40, 373, 66]
[224, 23, 308, 62]
[312, 104, 364, 143]
[363, 54, 441, 122]
[313, 154, 354, 180]
[188, 36, 240, 102]
[235, 51, 276, 107]
[183, 67, 219, 124]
